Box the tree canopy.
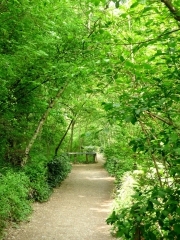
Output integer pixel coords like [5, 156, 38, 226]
[0, 0, 180, 238]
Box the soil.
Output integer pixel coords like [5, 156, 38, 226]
[4, 154, 115, 240]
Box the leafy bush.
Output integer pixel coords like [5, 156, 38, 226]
[104, 146, 134, 182]
[83, 145, 98, 152]
[47, 154, 72, 188]
[107, 184, 180, 239]
[0, 154, 72, 237]
[23, 161, 52, 202]
[104, 156, 134, 178]
[107, 164, 180, 240]
[0, 171, 32, 237]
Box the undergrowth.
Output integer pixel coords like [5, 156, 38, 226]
[0, 171, 32, 238]
[47, 154, 72, 188]
[0, 154, 72, 238]
[106, 166, 180, 239]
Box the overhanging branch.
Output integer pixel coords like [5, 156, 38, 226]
[160, 0, 180, 22]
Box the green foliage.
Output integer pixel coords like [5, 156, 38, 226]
[104, 155, 134, 179]
[0, 154, 72, 236]
[101, 1, 180, 239]
[103, 125, 138, 181]
[47, 154, 72, 188]
[0, 171, 32, 237]
[23, 161, 52, 202]
[104, 146, 134, 180]
[107, 184, 180, 239]
[0, 0, 180, 239]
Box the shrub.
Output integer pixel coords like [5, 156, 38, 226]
[107, 185, 180, 239]
[23, 161, 52, 202]
[103, 131, 137, 181]
[104, 153, 134, 182]
[107, 166, 180, 239]
[0, 171, 32, 237]
[47, 154, 72, 188]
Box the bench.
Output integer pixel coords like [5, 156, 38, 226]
[67, 152, 97, 163]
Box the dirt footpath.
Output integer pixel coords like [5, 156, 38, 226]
[4, 154, 115, 240]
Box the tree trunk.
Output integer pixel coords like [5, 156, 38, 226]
[22, 83, 69, 165]
[69, 119, 75, 152]
[160, 0, 180, 22]
[54, 100, 88, 158]
[54, 119, 74, 158]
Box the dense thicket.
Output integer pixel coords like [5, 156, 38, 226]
[0, 0, 180, 239]
[0, 0, 114, 236]
[0, 0, 92, 235]
[101, 1, 180, 239]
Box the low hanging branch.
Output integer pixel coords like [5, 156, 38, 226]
[145, 111, 180, 133]
[160, 0, 180, 22]
[22, 82, 69, 166]
[146, 111, 173, 126]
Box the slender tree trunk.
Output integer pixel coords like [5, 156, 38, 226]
[54, 99, 88, 158]
[22, 83, 69, 165]
[78, 122, 82, 152]
[54, 119, 74, 158]
[69, 120, 75, 152]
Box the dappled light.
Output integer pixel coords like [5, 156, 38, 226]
[86, 176, 114, 181]
[90, 200, 113, 213]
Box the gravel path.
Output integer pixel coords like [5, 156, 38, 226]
[4, 154, 115, 240]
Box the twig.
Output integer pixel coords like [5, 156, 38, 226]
[146, 111, 173, 126]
